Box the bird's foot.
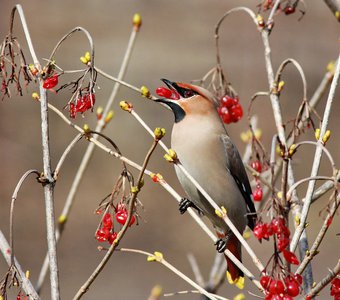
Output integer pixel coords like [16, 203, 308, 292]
[179, 198, 200, 214]
[215, 231, 232, 253]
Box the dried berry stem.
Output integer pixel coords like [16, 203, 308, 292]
[0, 231, 40, 299]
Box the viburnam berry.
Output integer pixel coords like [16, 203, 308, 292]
[43, 74, 59, 89]
[251, 160, 262, 173]
[116, 208, 136, 226]
[253, 186, 263, 201]
[218, 95, 244, 124]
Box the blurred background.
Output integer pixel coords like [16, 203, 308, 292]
[0, 1, 339, 299]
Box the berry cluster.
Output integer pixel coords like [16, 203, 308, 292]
[69, 93, 96, 119]
[251, 160, 264, 201]
[155, 86, 180, 100]
[95, 204, 136, 245]
[217, 95, 243, 124]
[331, 277, 340, 299]
[260, 273, 302, 299]
[254, 217, 299, 264]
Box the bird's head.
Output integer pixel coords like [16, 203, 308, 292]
[155, 79, 217, 123]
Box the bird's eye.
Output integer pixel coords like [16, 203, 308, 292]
[183, 90, 195, 98]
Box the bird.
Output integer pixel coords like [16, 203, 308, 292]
[155, 78, 256, 289]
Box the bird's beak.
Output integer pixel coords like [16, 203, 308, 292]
[154, 79, 186, 123]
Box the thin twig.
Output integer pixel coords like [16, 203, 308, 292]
[291, 51, 340, 252]
[296, 193, 340, 275]
[305, 258, 340, 299]
[54, 134, 83, 179]
[10, 170, 40, 265]
[119, 248, 225, 300]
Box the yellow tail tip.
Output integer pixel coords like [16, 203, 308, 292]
[226, 271, 245, 289]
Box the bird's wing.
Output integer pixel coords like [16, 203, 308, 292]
[220, 134, 256, 230]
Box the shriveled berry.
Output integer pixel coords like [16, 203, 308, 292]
[43, 74, 58, 89]
[277, 235, 290, 252]
[253, 223, 266, 240]
[293, 273, 303, 285]
[108, 232, 118, 244]
[284, 6, 295, 15]
[102, 213, 113, 229]
[283, 250, 299, 265]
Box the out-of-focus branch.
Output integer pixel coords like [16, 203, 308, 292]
[323, 0, 340, 21]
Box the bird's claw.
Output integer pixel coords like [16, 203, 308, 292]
[215, 238, 228, 253]
[215, 231, 232, 253]
[179, 198, 198, 214]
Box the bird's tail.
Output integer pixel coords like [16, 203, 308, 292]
[224, 234, 244, 290]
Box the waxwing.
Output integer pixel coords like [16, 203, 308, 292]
[155, 79, 256, 287]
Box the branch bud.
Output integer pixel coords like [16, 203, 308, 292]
[104, 110, 114, 123]
[80, 56, 88, 64]
[288, 144, 296, 157]
[119, 100, 133, 112]
[277, 80, 285, 93]
[141, 85, 151, 98]
[58, 214, 67, 225]
[315, 128, 321, 140]
[256, 14, 265, 28]
[133, 13, 142, 30]
[131, 186, 139, 193]
[96, 106, 103, 120]
[83, 124, 90, 134]
[85, 51, 91, 62]
[150, 172, 163, 182]
[322, 130, 331, 144]
[32, 92, 40, 100]
[154, 127, 166, 140]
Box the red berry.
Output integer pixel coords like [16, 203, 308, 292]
[221, 109, 232, 124]
[260, 275, 272, 290]
[156, 87, 173, 99]
[283, 250, 299, 265]
[284, 6, 295, 15]
[108, 232, 118, 244]
[271, 217, 287, 234]
[285, 279, 300, 296]
[253, 187, 263, 201]
[251, 160, 262, 173]
[96, 228, 109, 242]
[277, 235, 290, 252]
[263, 223, 274, 239]
[230, 104, 243, 122]
[253, 223, 266, 240]
[43, 74, 59, 89]
[102, 213, 113, 229]
[221, 95, 237, 108]
[293, 273, 303, 285]
[116, 209, 136, 226]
